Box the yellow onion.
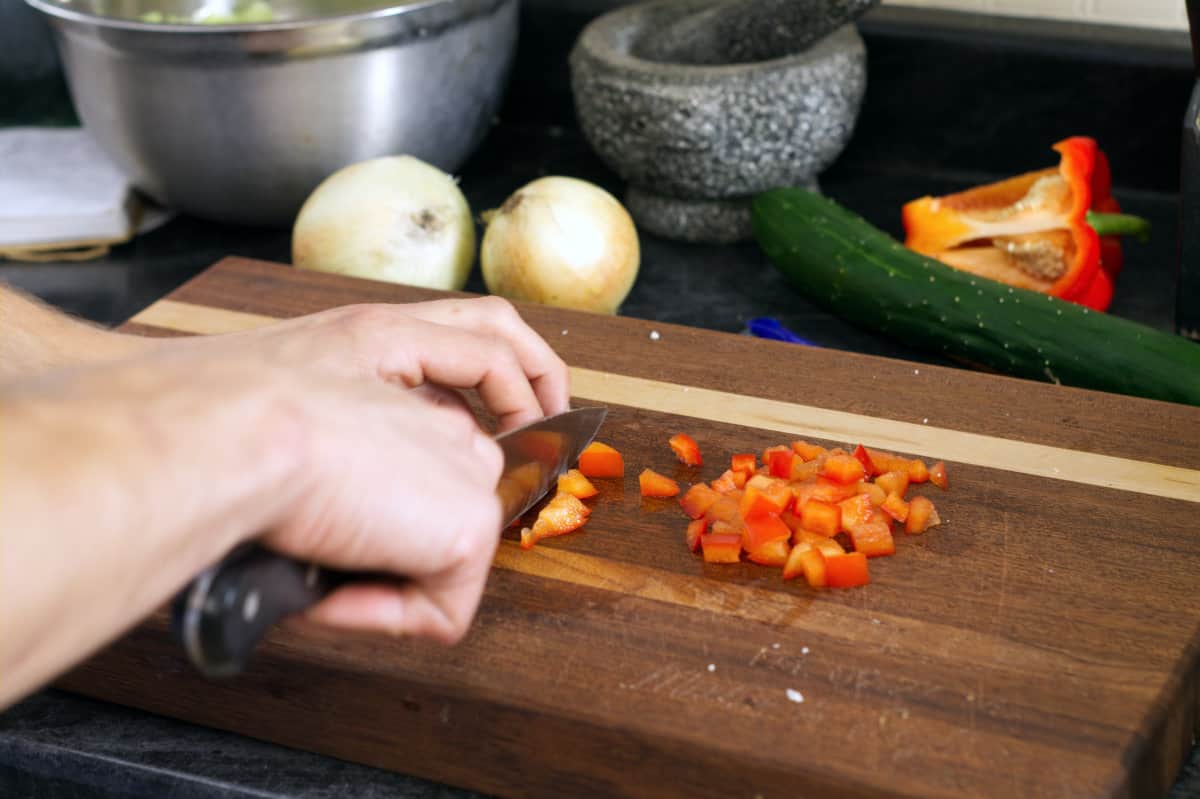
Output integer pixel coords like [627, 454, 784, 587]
[292, 156, 475, 291]
[481, 177, 639, 314]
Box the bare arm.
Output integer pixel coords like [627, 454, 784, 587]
[0, 284, 153, 381]
[0, 297, 570, 710]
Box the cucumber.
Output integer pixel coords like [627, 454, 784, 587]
[751, 187, 1200, 406]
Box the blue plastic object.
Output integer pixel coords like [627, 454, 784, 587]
[745, 317, 818, 347]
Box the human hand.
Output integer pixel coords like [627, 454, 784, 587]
[190, 296, 570, 432]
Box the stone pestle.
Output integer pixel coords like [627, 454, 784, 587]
[633, 0, 878, 66]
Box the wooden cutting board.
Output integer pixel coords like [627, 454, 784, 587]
[60, 257, 1200, 798]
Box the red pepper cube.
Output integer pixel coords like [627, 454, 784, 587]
[731, 453, 757, 475]
[579, 442, 624, 478]
[705, 495, 741, 523]
[679, 483, 720, 519]
[782, 542, 810, 581]
[747, 537, 791, 567]
[907, 459, 930, 484]
[929, 461, 949, 490]
[685, 518, 708, 553]
[848, 518, 896, 558]
[768, 449, 796, 479]
[837, 493, 874, 531]
[743, 512, 792, 553]
[810, 477, 858, 503]
[824, 552, 870, 588]
[669, 433, 703, 467]
[880, 492, 910, 523]
[700, 532, 743, 564]
[524, 492, 591, 548]
[639, 468, 680, 498]
[821, 454, 866, 485]
[875, 470, 910, 499]
[853, 444, 881, 476]
[789, 458, 821, 482]
[905, 496, 942, 535]
[710, 470, 739, 494]
[557, 469, 599, 500]
[800, 499, 841, 537]
[791, 440, 827, 462]
[784, 545, 829, 588]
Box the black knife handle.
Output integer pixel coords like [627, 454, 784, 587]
[170, 544, 345, 677]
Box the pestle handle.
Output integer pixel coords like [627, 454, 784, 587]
[633, 0, 877, 66]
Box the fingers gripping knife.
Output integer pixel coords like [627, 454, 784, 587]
[171, 407, 607, 677]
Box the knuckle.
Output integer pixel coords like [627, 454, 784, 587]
[478, 295, 518, 320]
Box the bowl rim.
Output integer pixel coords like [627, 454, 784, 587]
[22, 0, 495, 33]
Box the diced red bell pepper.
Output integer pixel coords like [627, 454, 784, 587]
[793, 528, 845, 557]
[791, 441, 827, 462]
[848, 518, 896, 558]
[700, 532, 742, 564]
[768, 449, 796, 479]
[809, 477, 858, 504]
[710, 470, 736, 493]
[743, 512, 792, 553]
[557, 468, 599, 500]
[821, 454, 866, 485]
[730, 453, 757, 475]
[880, 492, 910, 523]
[800, 499, 841, 537]
[679, 483, 720, 519]
[711, 519, 745, 537]
[579, 442, 624, 478]
[853, 444, 880, 476]
[907, 459, 930, 484]
[789, 457, 821, 481]
[875, 470, 910, 499]
[669, 433, 703, 467]
[782, 541, 810, 581]
[740, 479, 791, 518]
[686, 518, 708, 553]
[824, 552, 870, 588]
[837, 493, 874, 531]
[855, 481, 887, 506]
[761, 444, 789, 466]
[929, 461, 949, 490]
[521, 492, 591, 549]
[639, 468, 680, 498]
[747, 537, 791, 567]
[798, 548, 828, 587]
[705, 495, 741, 523]
[905, 496, 942, 535]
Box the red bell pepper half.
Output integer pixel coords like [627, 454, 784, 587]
[902, 136, 1148, 311]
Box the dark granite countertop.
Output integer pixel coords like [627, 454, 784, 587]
[1, 3, 1198, 797]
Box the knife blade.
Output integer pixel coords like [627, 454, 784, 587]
[171, 407, 607, 678]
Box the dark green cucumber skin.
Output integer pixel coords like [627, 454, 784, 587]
[752, 187, 1200, 406]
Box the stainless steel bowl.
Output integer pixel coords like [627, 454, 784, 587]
[24, 0, 518, 227]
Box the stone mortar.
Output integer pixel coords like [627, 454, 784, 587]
[570, 0, 872, 243]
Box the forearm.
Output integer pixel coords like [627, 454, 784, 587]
[0, 284, 154, 382]
[0, 358, 305, 707]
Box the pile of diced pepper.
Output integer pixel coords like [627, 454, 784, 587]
[518, 433, 946, 591]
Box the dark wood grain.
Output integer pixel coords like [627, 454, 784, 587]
[63, 257, 1200, 799]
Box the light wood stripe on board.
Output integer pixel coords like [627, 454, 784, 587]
[130, 300, 1200, 503]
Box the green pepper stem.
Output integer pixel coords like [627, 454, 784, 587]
[1086, 211, 1151, 242]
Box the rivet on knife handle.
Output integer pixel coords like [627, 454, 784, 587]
[170, 544, 340, 677]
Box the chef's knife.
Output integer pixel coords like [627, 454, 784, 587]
[172, 406, 607, 677]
